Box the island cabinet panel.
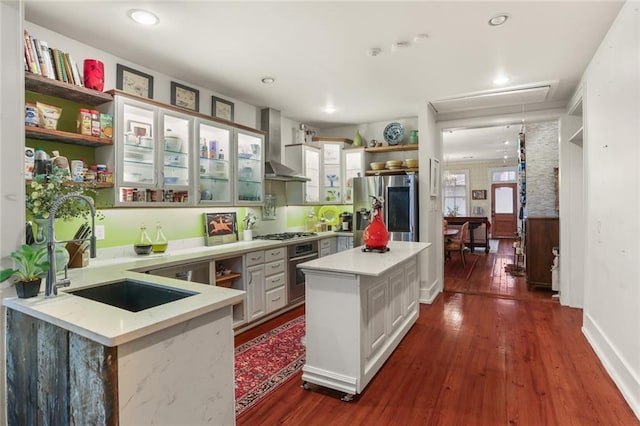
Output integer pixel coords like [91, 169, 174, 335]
[301, 249, 424, 398]
[6, 309, 117, 426]
[6, 306, 235, 425]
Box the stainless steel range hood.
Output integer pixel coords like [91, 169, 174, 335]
[261, 108, 310, 182]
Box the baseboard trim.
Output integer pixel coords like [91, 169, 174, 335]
[419, 279, 440, 304]
[582, 312, 640, 420]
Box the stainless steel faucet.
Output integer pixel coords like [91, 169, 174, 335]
[45, 193, 97, 297]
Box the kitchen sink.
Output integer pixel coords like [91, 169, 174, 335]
[68, 279, 198, 312]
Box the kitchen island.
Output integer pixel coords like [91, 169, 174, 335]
[4, 266, 244, 425]
[298, 240, 430, 400]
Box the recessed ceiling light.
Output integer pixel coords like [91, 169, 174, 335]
[261, 77, 275, 84]
[391, 41, 410, 52]
[504, 140, 510, 145]
[493, 75, 510, 85]
[324, 106, 336, 114]
[413, 33, 429, 43]
[367, 47, 382, 57]
[128, 9, 159, 25]
[488, 14, 509, 27]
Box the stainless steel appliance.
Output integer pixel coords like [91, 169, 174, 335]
[287, 239, 318, 303]
[340, 212, 353, 231]
[353, 174, 418, 247]
[254, 231, 317, 241]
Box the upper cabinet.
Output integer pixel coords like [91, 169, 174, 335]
[284, 143, 321, 204]
[234, 129, 264, 205]
[196, 119, 233, 205]
[311, 137, 355, 204]
[109, 94, 192, 206]
[342, 147, 365, 204]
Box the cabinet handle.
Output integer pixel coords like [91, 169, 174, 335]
[248, 272, 252, 286]
[271, 296, 281, 302]
[251, 256, 261, 261]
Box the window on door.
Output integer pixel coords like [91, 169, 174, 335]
[443, 170, 468, 216]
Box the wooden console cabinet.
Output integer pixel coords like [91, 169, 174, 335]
[525, 217, 559, 289]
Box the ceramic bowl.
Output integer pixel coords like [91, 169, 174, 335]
[164, 176, 179, 184]
[370, 162, 386, 170]
[385, 160, 403, 168]
[405, 159, 418, 168]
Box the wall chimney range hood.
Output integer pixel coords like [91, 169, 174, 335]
[260, 108, 310, 182]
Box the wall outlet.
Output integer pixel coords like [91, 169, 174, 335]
[95, 225, 105, 240]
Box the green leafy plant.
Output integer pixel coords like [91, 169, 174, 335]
[446, 205, 460, 217]
[26, 170, 98, 221]
[0, 244, 50, 283]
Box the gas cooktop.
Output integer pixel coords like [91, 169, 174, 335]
[254, 232, 317, 241]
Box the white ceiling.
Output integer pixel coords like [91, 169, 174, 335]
[24, 1, 623, 162]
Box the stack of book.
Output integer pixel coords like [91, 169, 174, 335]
[24, 30, 83, 87]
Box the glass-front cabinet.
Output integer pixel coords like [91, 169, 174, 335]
[113, 94, 192, 205]
[284, 143, 321, 204]
[197, 119, 232, 204]
[321, 141, 344, 204]
[235, 129, 264, 205]
[343, 147, 364, 204]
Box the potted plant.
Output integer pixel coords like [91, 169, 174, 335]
[0, 244, 50, 298]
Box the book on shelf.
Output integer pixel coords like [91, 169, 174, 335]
[39, 40, 56, 80]
[68, 54, 83, 87]
[31, 37, 46, 78]
[51, 48, 64, 81]
[23, 30, 39, 75]
[63, 52, 75, 85]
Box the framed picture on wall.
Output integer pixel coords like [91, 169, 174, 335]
[116, 64, 154, 99]
[204, 212, 238, 246]
[430, 158, 440, 197]
[472, 189, 487, 200]
[211, 96, 234, 121]
[170, 81, 199, 111]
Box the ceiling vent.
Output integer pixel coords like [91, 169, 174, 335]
[430, 84, 551, 114]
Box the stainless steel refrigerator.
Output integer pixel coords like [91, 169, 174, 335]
[352, 174, 419, 247]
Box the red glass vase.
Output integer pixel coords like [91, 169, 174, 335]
[83, 59, 104, 92]
[363, 208, 389, 251]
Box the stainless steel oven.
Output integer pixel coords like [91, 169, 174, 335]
[287, 240, 318, 303]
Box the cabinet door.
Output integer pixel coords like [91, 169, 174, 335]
[284, 144, 321, 205]
[305, 147, 321, 203]
[246, 264, 266, 321]
[389, 268, 405, 332]
[196, 119, 232, 204]
[117, 97, 157, 193]
[404, 259, 418, 315]
[364, 277, 388, 361]
[115, 96, 191, 205]
[160, 109, 192, 189]
[321, 142, 343, 203]
[235, 129, 264, 205]
[343, 147, 364, 204]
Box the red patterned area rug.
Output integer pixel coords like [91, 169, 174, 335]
[235, 315, 305, 416]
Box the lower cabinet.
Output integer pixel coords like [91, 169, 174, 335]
[525, 217, 559, 289]
[264, 247, 286, 314]
[337, 235, 353, 252]
[319, 237, 337, 257]
[245, 250, 266, 322]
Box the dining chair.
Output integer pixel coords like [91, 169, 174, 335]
[445, 221, 469, 267]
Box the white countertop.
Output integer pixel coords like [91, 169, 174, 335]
[3, 231, 351, 347]
[298, 240, 431, 276]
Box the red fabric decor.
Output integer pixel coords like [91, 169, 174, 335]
[235, 316, 306, 416]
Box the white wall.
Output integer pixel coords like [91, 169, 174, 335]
[0, 2, 25, 424]
[580, 1, 639, 418]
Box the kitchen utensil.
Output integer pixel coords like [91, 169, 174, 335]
[383, 122, 404, 145]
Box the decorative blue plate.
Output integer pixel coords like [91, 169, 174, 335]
[383, 122, 404, 145]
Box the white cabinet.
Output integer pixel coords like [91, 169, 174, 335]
[264, 247, 286, 314]
[343, 147, 365, 204]
[337, 235, 354, 252]
[302, 254, 421, 397]
[245, 250, 266, 321]
[196, 119, 233, 204]
[111, 94, 192, 206]
[284, 143, 322, 204]
[235, 129, 264, 205]
[319, 237, 337, 257]
[320, 141, 344, 203]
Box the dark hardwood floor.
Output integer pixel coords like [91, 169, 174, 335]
[236, 240, 638, 425]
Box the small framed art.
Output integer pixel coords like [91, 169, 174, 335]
[430, 158, 440, 197]
[116, 64, 154, 99]
[211, 96, 234, 121]
[472, 190, 487, 200]
[170, 81, 199, 112]
[204, 212, 238, 246]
